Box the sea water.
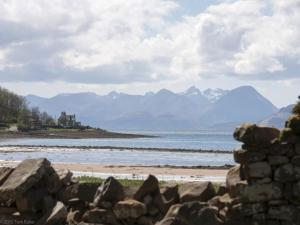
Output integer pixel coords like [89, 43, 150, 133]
[0, 131, 238, 150]
[0, 131, 239, 166]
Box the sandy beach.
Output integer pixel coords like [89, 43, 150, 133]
[0, 160, 228, 182]
[0, 145, 230, 182]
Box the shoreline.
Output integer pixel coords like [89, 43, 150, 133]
[0, 161, 229, 182]
[0, 145, 233, 154]
[0, 129, 156, 139]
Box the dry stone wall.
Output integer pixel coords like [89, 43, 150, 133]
[227, 100, 300, 225]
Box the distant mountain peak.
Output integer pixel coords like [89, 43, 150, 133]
[107, 91, 121, 99]
[203, 88, 229, 103]
[183, 86, 201, 96]
[156, 89, 174, 96]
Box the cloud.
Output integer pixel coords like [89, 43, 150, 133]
[0, 0, 299, 84]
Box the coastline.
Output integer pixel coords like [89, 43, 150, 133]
[0, 160, 229, 182]
[0, 129, 155, 139]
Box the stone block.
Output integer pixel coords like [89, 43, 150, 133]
[240, 183, 282, 203]
[274, 164, 296, 183]
[268, 155, 289, 166]
[234, 149, 266, 164]
[245, 162, 272, 179]
[234, 123, 279, 147]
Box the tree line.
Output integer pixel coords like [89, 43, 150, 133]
[0, 86, 55, 131]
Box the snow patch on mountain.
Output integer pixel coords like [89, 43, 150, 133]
[203, 88, 229, 103]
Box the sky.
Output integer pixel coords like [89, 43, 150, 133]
[0, 0, 299, 107]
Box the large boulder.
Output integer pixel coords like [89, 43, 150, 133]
[82, 208, 119, 224]
[178, 182, 215, 203]
[134, 175, 160, 201]
[113, 199, 147, 220]
[58, 182, 100, 204]
[162, 201, 223, 225]
[0, 158, 51, 205]
[93, 177, 124, 208]
[234, 123, 279, 147]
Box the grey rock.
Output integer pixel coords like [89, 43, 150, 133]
[241, 203, 267, 216]
[250, 177, 272, 185]
[178, 182, 215, 203]
[234, 123, 279, 146]
[176, 202, 223, 225]
[291, 156, 300, 166]
[0, 167, 13, 186]
[268, 155, 289, 166]
[82, 208, 119, 224]
[113, 199, 147, 219]
[233, 149, 266, 164]
[134, 175, 159, 201]
[0, 158, 51, 205]
[36, 201, 67, 225]
[245, 162, 271, 178]
[16, 188, 47, 213]
[295, 143, 300, 155]
[268, 205, 298, 221]
[226, 165, 247, 197]
[274, 164, 296, 183]
[240, 183, 282, 203]
[93, 177, 124, 208]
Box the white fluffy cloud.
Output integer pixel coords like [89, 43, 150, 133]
[0, 0, 299, 84]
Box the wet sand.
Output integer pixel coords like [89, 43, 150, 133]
[0, 160, 228, 182]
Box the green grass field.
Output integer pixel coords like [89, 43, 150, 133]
[77, 176, 166, 187]
[77, 176, 221, 192]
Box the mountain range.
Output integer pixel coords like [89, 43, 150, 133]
[259, 104, 294, 128]
[26, 86, 282, 131]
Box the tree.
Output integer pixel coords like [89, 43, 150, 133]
[0, 86, 55, 131]
[292, 96, 300, 115]
[40, 112, 55, 127]
[17, 108, 32, 131]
